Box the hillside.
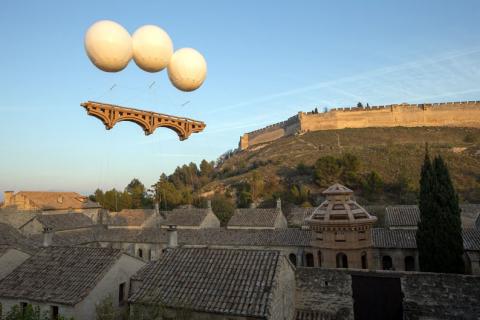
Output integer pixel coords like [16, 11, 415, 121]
[205, 126, 480, 205]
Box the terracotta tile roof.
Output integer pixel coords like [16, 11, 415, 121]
[385, 205, 480, 229]
[14, 192, 100, 210]
[295, 309, 336, 320]
[0, 223, 37, 254]
[385, 206, 420, 228]
[287, 207, 315, 228]
[159, 208, 210, 227]
[0, 210, 37, 229]
[373, 228, 480, 251]
[109, 209, 155, 227]
[0, 246, 123, 305]
[463, 229, 480, 251]
[130, 248, 280, 318]
[227, 208, 282, 228]
[35, 213, 94, 231]
[372, 228, 417, 249]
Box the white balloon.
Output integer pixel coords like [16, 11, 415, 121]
[167, 48, 207, 92]
[84, 20, 132, 72]
[132, 25, 173, 72]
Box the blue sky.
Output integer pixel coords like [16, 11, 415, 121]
[1, 0, 480, 198]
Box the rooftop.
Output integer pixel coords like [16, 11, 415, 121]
[109, 209, 155, 227]
[35, 212, 94, 231]
[7, 191, 100, 210]
[130, 248, 281, 318]
[0, 246, 123, 305]
[228, 207, 283, 228]
[159, 208, 210, 227]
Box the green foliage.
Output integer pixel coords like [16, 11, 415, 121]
[417, 151, 465, 274]
[210, 193, 235, 226]
[361, 171, 384, 201]
[289, 184, 311, 206]
[296, 162, 312, 175]
[95, 296, 116, 320]
[463, 132, 477, 143]
[4, 304, 73, 320]
[126, 178, 151, 209]
[314, 153, 361, 187]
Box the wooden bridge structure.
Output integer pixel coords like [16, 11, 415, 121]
[81, 101, 206, 140]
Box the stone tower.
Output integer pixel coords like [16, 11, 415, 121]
[306, 183, 377, 269]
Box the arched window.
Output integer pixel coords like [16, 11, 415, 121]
[404, 256, 415, 271]
[317, 250, 322, 267]
[361, 252, 368, 269]
[382, 255, 393, 270]
[306, 253, 314, 267]
[289, 253, 297, 266]
[336, 252, 348, 268]
[138, 248, 143, 258]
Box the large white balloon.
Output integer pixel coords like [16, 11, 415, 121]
[167, 48, 207, 92]
[84, 20, 132, 72]
[132, 25, 173, 72]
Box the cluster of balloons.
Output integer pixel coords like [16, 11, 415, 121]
[84, 20, 207, 92]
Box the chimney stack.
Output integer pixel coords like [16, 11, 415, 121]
[276, 198, 282, 210]
[167, 225, 178, 248]
[42, 227, 54, 247]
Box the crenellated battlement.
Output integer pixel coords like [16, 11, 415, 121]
[239, 100, 480, 150]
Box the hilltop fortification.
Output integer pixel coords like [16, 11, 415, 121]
[239, 101, 480, 150]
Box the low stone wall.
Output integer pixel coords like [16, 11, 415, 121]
[402, 272, 480, 320]
[295, 268, 353, 320]
[295, 268, 480, 320]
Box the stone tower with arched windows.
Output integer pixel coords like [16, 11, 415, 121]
[306, 183, 377, 269]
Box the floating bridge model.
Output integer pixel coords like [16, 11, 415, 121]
[81, 101, 206, 140]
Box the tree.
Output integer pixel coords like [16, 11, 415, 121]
[210, 193, 235, 226]
[314, 156, 343, 186]
[357, 102, 364, 108]
[249, 171, 264, 202]
[417, 151, 465, 273]
[126, 178, 148, 209]
[95, 296, 116, 320]
[362, 171, 383, 201]
[153, 175, 183, 210]
[5, 304, 72, 320]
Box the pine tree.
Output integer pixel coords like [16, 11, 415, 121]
[417, 150, 465, 273]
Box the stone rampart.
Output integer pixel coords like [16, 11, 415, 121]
[239, 101, 480, 150]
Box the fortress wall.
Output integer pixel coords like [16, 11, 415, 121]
[300, 102, 480, 132]
[239, 101, 480, 150]
[240, 115, 300, 149]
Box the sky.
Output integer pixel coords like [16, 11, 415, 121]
[1, 0, 480, 198]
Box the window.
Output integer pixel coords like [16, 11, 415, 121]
[358, 230, 366, 241]
[316, 232, 323, 240]
[305, 253, 314, 267]
[21, 302, 27, 315]
[289, 253, 297, 266]
[317, 251, 322, 267]
[405, 256, 415, 271]
[361, 252, 368, 269]
[148, 249, 152, 261]
[336, 252, 348, 268]
[119, 282, 126, 305]
[51, 306, 59, 320]
[138, 248, 143, 258]
[382, 256, 393, 270]
[335, 231, 346, 242]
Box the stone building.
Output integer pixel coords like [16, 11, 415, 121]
[227, 199, 288, 230]
[0, 246, 30, 281]
[129, 247, 295, 320]
[1, 191, 101, 221]
[305, 184, 377, 270]
[0, 246, 145, 319]
[158, 205, 221, 229]
[18, 212, 94, 236]
[108, 209, 156, 229]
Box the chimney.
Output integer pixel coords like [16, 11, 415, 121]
[42, 227, 54, 247]
[207, 200, 212, 210]
[167, 225, 178, 248]
[3, 191, 14, 206]
[276, 198, 282, 210]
